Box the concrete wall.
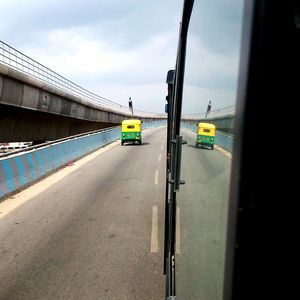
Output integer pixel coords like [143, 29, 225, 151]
[0, 71, 130, 123]
[0, 104, 118, 142]
[0, 120, 166, 199]
[182, 115, 235, 135]
[0, 63, 166, 142]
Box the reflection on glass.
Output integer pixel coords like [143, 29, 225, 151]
[176, 0, 244, 299]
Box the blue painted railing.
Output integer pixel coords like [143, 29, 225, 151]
[0, 120, 166, 199]
[215, 131, 234, 153]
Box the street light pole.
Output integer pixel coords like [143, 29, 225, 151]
[129, 97, 133, 115]
[205, 100, 212, 119]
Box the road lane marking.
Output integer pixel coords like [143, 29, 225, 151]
[151, 206, 158, 253]
[154, 170, 159, 185]
[161, 145, 164, 151]
[158, 153, 162, 162]
[214, 145, 232, 159]
[176, 207, 181, 254]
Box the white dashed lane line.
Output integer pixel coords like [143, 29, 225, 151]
[150, 206, 158, 253]
[176, 206, 181, 254]
[154, 170, 159, 185]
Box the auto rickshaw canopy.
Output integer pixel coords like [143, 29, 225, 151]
[197, 122, 216, 136]
[121, 119, 142, 132]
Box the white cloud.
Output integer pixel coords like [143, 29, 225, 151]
[22, 26, 177, 78]
[0, 0, 243, 113]
[20, 26, 177, 110]
[185, 34, 240, 89]
[182, 84, 237, 114]
[91, 82, 168, 113]
[23, 27, 133, 76]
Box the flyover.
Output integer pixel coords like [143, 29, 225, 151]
[181, 106, 235, 152]
[182, 105, 235, 135]
[0, 126, 231, 299]
[0, 41, 165, 142]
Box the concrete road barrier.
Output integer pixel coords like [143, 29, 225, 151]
[0, 120, 166, 199]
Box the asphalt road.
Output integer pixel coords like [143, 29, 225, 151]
[176, 128, 232, 300]
[0, 127, 167, 300]
[0, 126, 232, 300]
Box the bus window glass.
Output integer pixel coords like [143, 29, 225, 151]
[176, 0, 244, 299]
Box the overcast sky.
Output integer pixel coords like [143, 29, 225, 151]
[0, 0, 244, 114]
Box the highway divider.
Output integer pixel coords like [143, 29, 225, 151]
[0, 120, 166, 199]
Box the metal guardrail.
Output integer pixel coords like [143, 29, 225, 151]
[0, 126, 120, 198]
[0, 120, 166, 198]
[215, 131, 234, 153]
[182, 105, 236, 120]
[0, 119, 166, 159]
[0, 125, 120, 159]
[0, 40, 159, 117]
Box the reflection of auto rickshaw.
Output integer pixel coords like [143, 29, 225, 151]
[121, 119, 142, 145]
[195, 122, 216, 150]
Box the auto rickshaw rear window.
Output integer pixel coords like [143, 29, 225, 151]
[127, 125, 135, 129]
[203, 129, 211, 133]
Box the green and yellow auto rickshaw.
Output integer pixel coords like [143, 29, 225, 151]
[121, 119, 142, 145]
[195, 122, 216, 150]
